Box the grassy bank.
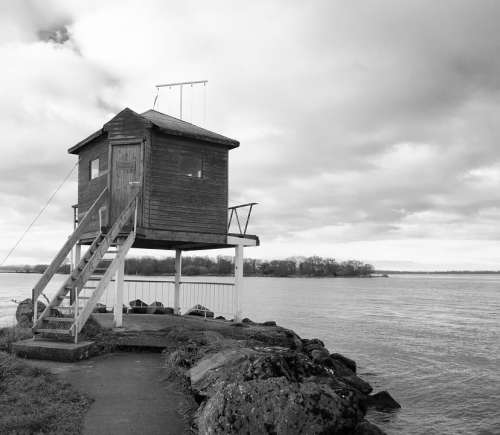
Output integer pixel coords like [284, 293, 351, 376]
[0, 351, 92, 434]
[0, 326, 92, 434]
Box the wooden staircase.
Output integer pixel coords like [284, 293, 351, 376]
[31, 188, 139, 343]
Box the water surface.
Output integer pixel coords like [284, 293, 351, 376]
[1, 273, 498, 434]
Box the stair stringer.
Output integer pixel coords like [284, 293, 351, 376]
[33, 235, 107, 330]
[34, 193, 139, 331]
[73, 230, 136, 335]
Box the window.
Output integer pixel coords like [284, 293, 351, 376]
[179, 154, 202, 178]
[90, 158, 99, 180]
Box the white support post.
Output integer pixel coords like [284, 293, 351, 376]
[234, 245, 244, 322]
[74, 244, 81, 267]
[73, 243, 81, 329]
[114, 241, 125, 328]
[174, 249, 182, 315]
[70, 243, 81, 305]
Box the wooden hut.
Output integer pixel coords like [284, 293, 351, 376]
[30, 108, 258, 343]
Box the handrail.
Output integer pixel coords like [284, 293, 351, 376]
[34, 190, 139, 330]
[32, 188, 108, 305]
[227, 202, 257, 236]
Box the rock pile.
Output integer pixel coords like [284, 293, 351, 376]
[163, 322, 400, 434]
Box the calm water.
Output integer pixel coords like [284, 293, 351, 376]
[1, 273, 499, 435]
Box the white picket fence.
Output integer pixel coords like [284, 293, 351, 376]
[97, 279, 236, 317]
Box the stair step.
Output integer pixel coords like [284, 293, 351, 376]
[88, 277, 101, 281]
[82, 286, 97, 289]
[45, 317, 74, 323]
[36, 328, 71, 335]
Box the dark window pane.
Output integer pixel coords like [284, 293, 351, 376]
[179, 155, 202, 178]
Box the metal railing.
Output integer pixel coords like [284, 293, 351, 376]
[228, 202, 257, 236]
[97, 279, 236, 317]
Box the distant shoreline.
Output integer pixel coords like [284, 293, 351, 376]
[1, 269, 500, 276]
[375, 270, 500, 275]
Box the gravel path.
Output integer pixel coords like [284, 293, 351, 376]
[28, 352, 191, 435]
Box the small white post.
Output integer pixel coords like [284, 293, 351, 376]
[70, 243, 81, 305]
[234, 244, 244, 322]
[114, 241, 125, 328]
[74, 244, 81, 267]
[174, 249, 182, 314]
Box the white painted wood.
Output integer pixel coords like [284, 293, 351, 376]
[174, 249, 182, 315]
[234, 245, 244, 322]
[226, 236, 257, 247]
[75, 230, 135, 333]
[74, 244, 81, 268]
[114, 241, 125, 328]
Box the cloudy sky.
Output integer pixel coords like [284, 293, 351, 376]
[1, 0, 500, 270]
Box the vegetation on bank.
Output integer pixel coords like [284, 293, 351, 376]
[124, 256, 374, 277]
[0, 326, 91, 435]
[0, 256, 374, 278]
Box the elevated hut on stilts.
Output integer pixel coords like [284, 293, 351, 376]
[26, 108, 258, 349]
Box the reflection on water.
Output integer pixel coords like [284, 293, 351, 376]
[1, 273, 499, 435]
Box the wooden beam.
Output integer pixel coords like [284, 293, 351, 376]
[234, 245, 244, 322]
[174, 249, 182, 315]
[32, 188, 108, 314]
[114, 239, 126, 328]
[226, 235, 258, 247]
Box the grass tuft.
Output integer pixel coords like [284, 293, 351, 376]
[0, 351, 92, 435]
[0, 325, 33, 352]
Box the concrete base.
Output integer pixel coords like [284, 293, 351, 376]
[12, 338, 94, 362]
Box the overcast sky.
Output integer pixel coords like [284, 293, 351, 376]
[1, 0, 500, 270]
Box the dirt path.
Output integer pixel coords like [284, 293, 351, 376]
[28, 352, 191, 435]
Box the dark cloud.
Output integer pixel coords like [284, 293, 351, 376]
[2, 0, 500, 268]
[37, 25, 70, 44]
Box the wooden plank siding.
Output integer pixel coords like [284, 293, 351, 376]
[77, 136, 109, 235]
[104, 108, 151, 229]
[148, 130, 228, 235]
[73, 108, 234, 248]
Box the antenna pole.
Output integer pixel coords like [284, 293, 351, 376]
[180, 85, 183, 119]
[154, 80, 208, 121]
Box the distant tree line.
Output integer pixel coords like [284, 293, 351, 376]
[0, 264, 70, 274]
[124, 256, 374, 278]
[0, 257, 374, 278]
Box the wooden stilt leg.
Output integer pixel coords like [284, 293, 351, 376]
[234, 245, 244, 322]
[114, 241, 125, 328]
[174, 249, 182, 315]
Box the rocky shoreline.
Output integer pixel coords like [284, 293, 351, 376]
[9, 302, 400, 434]
[150, 317, 400, 434]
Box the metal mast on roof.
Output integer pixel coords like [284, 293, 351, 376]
[153, 80, 208, 120]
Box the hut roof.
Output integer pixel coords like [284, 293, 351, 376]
[68, 108, 239, 154]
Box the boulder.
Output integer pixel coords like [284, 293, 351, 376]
[196, 377, 365, 435]
[93, 303, 107, 313]
[185, 304, 214, 318]
[147, 301, 167, 314]
[331, 352, 357, 373]
[129, 299, 148, 314]
[190, 347, 328, 399]
[310, 347, 330, 363]
[366, 391, 401, 411]
[353, 419, 387, 435]
[261, 320, 277, 327]
[190, 348, 257, 396]
[302, 338, 325, 355]
[16, 298, 46, 328]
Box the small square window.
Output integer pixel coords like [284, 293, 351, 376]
[180, 154, 202, 178]
[90, 158, 99, 180]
